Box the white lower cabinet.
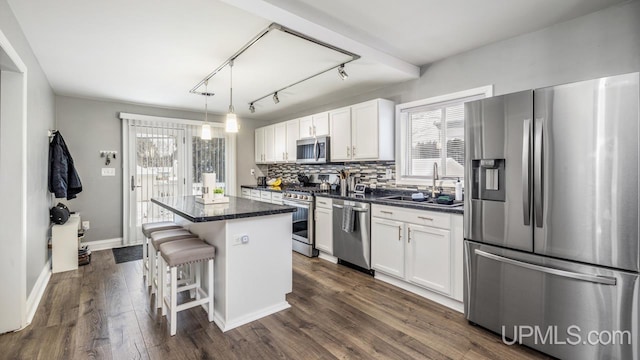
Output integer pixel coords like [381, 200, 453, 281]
[372, 204, 462, 306]
[315, 197, 333, 254]
[406, 224, 451, 295]
[371, 217, 404, 278]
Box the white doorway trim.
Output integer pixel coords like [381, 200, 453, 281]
[0, 29, 28, 332]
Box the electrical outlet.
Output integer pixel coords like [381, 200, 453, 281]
[82, 221, 90, 230]
[385, 168, 392, 179]
[101, 168, 116, 176]
[250, 168, 255, 176]
[233, 234, 250, 246]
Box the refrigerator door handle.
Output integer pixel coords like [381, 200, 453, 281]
[522, 119, 531, 225]
[534, 118, 544, 228]
[475, 249, 617, 285]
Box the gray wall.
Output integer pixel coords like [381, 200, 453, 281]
[0, 0, 56, 295]
[56, 95, 261, 242]
[265, 1, 640, 123]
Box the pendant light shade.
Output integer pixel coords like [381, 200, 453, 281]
[226, 113, 238, 133]
[225, 60, 239, 133]
[201, 123, 212, 140]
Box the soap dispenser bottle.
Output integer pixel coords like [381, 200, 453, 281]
[455, 178, 463, 201]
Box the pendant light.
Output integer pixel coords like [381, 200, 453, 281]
[201, 80, 212, 140]
[225, 60, 239, 133]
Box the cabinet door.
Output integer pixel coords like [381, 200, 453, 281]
[274, 123, 287, 163]
[263, 125, 276, 162]
[329, 107, 352, 161]
[371, 217, 405, 279]
[312, 112, 330, 136]
[299, 116, 313, 138]
[351, 100, 379, 160]
[406, 224, 451, 295]
[315, 207, 333, 254]
[285, 119, 299, 162]
[255, 127, 265, 163]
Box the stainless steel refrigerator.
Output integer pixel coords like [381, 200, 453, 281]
[464, 72, 639, 360]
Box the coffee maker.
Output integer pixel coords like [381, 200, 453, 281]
[257, 176, 267, 186]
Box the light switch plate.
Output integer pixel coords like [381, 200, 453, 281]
[101, 168, 116, 176]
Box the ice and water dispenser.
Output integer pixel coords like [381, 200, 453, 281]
[471, 159, 505, 202]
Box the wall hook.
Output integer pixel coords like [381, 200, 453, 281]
[100, 151, 117, 165]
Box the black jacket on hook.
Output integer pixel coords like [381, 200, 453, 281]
[48, 132, 83, 200]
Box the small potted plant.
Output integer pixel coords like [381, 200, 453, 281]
[213, 188, 224, 199]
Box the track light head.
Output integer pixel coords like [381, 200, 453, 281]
[273, 92, 280, 104]
[249, 103, 256, 113]
[338, 64, 348, 80]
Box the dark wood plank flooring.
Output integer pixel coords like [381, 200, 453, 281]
[0, 250, 550, 359]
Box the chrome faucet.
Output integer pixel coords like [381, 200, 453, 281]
[432, 162, 439, 198]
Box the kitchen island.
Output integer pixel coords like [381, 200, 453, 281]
[151, 195, 296, 332]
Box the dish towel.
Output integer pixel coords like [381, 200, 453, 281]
[342, 205, 355, 233]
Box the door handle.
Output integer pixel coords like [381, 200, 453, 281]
[313, 139, 318, 161]
[333, 204, 344, 209]
[475, 249, 616, 285]
[352, 146, 356, 157]
[130, 176, 141, 191]
[408, 227, 412, 243]
[534, 118, 544, 228]
[347, 145, 350, 157]
[522, 119, 531, 226]
[398, 226, 401, 241]
[417, 216, 433, 221]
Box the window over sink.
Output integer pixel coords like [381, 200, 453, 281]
[396, 86, 493, 186]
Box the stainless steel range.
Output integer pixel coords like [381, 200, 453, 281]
[282, 174, 336, 257]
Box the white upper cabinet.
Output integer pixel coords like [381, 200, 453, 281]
[263, 125, 276, 163]
[299, 115, 313, 138]
[274, 123, 287, 163]
[329, 99, 395, 162]
[285, 119, 299, 163]
[299, 112, 329, 138]
[312, 112, 329, 136]
[255, 127, 265, 163]
[329, 107, 352, 161]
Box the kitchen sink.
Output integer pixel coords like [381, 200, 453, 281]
[379, 195, 464, 208]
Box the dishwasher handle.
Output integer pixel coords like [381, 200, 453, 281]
[332, 204, 369, 212]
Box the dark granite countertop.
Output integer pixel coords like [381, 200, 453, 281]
[241, 184, 464, 214]
[315, 192, 464, 215]
[151, 195, 296, 222]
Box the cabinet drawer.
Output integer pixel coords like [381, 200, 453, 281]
[271, 193, 283, 201]
[241, 188, 251, 196]
[372, 205, 450, 229]
[315, 197, 332, 209]
[250, 189, 260, 198]
[260, 191, 272, 201]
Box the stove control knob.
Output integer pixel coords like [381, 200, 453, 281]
[300, 195, 306, 200]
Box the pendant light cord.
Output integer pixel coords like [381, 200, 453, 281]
[204, 80, 209, 122]
[229, 60, 234, 113]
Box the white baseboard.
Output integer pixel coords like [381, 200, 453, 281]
[213, 301, 291, 332]
[375, 273, 464, 313]
[318, 252, 338, 264]
[81, 237, 123, 251]
[24, 259, 52, 327]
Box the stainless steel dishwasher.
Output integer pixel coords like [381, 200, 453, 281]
[332, 199, 371, 272]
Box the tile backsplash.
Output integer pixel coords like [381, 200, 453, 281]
[264, 161, 399, 188]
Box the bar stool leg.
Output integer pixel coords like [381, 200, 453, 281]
[159, 255, 166, 312]
[169, 266, 178, 336]
[143, 236, 148, 283]
[208, 258, 214, 322]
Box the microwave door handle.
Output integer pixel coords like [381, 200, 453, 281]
[314, 138, 319, 161]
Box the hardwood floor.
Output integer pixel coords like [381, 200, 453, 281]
[0, 250, 550, 359]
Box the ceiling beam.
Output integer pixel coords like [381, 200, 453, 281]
[220, 0, 420, 79]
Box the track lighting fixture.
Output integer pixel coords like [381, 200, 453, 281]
[338, 64, 348, 80]
[273, 92, 280, 104]
[249, 103, 255, 113]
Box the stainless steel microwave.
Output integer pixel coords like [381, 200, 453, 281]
[296, 136, 330, 164]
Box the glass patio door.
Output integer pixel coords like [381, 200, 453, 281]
[125, 123, 186, 245]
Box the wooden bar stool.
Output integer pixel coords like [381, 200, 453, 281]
[158, 238, 215, 336]
[141, 222, 181, 284]
[149, 229, 198, 307]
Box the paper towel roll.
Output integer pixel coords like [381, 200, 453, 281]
[202, 173, 216, 198]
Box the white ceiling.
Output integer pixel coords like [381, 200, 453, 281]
[8, 0, 626, 120]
